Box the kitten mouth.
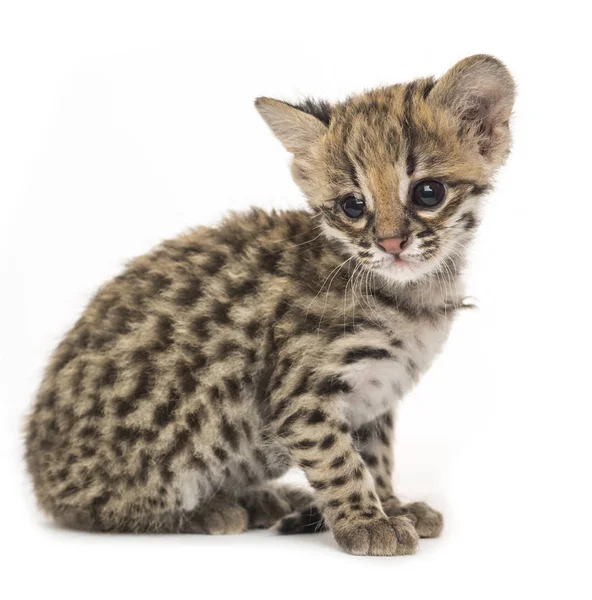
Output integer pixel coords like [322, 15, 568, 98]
[371, 253, 428, 283]
[384, 255, 419, 270]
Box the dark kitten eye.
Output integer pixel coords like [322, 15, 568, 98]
[412, 180, 446, 208]
[340, 196, 366, 219]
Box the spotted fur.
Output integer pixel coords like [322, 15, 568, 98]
[25, 55, 514, 555]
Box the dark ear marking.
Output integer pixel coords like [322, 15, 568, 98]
[255, 97, 329, 153]
[287, 98, 333, 126]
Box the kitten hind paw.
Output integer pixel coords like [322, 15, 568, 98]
[184, 499, 249, 535]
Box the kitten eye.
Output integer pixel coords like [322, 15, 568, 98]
[412, 180, 446, 209]
[340, 196, 366, 219]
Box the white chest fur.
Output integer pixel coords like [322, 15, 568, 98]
[339, 316, 452, 429]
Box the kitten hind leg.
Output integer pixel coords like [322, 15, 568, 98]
[53, 495, 249, 534]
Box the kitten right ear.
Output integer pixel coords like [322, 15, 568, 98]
[255, 98, 328, 154]
[429, 55, 516, 162]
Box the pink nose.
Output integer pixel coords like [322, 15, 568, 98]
[378, 237, 408, 255]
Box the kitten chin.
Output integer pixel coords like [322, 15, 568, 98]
[373, 257, 435, 285]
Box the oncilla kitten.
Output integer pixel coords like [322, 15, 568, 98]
[25, 55, 514, 555]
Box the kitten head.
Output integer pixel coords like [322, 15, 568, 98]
[256, 55, 515, 284]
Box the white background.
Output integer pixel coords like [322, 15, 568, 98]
[1, 2, 591, 599]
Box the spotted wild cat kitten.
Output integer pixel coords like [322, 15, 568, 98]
[25, 55, 514, 555]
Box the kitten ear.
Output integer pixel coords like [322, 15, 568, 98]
[429, 55, 515, 162]
[255, 97, 328, 153]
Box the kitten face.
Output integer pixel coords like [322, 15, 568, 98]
[256, 55, 515, 285]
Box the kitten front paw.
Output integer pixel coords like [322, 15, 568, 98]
[333, 515, 419, 556]
[382, 498, 443, 538]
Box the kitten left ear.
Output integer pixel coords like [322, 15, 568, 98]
[255, 97, 328, 154]
[429, 54, 516, 162]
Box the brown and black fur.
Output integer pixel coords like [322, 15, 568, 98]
[25, 55, 514, 555]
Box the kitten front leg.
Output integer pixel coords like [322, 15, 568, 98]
[272, 391, 418, 556]
[356, 410, 444, 539]
[355, 410, 398, 502]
